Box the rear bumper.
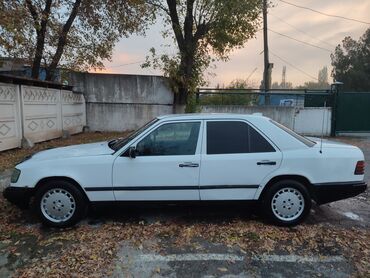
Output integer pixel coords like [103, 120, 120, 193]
[312, 181, 367, 205]
[2, 186, 34, 209]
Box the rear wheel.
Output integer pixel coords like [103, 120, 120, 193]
[262, 180, 311, 226]
[34, 180, 87, 228]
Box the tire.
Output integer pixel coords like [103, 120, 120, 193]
[262, 179, 311, 226]
[34, 180, 88, 228]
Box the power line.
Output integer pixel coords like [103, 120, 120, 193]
[270, 50, 318, 81]
[107, 61, 144, 68]
[278, 0, 370, 25]
[269, 28, 332, 52]
[269, 13, 336, 48]
[246, 67, 258, 82]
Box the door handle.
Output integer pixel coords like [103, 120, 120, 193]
[257, 161, 276, 165]
[179, 162, 199, 168]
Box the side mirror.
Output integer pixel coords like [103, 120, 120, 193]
[128, 146, 136, 158]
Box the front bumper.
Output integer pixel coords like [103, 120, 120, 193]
[312, 181, 367, 205]
[2, 186, 34, 209]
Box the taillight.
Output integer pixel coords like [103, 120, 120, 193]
[355, 161, 365, 175]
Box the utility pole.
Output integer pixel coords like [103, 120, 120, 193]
[262, 0, 271, 104]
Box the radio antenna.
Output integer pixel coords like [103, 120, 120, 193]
[319, 101, 326, 154]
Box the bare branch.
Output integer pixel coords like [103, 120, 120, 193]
[147, 0, 170, 16]
[25, 0, 39, 27]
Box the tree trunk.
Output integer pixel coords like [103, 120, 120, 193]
[175, 52, 194, 105]
[46, 0, 82, 81]
[31, 31, 45, 79]
[26, 0, 52, 79]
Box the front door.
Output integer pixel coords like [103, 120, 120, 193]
[200, 120, 282, 200]
[112, 121, 202, 201]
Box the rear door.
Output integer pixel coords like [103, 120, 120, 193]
[199, 120, 282, 200]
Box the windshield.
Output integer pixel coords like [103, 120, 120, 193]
[270, 120, 316, 147]
[108, 118, 159, 151]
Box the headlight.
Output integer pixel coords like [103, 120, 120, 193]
[11, 168, 21, 183]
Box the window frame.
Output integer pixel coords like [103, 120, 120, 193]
[131, 120, 203, 157]
[203, 119, 278, 155]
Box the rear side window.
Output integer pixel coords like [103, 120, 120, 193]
[249, 126, 276, 152]
[206, 121, 275, 154]
[270, 120, 316, 147]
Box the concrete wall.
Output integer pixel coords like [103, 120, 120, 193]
[0, 83, 22, 151]
[0, 82, 86, 151]
[68, 72, 173, 131]
[293, 107, 331, 136]
[21, 85, 62, 143]
[200, 105, 332, 136]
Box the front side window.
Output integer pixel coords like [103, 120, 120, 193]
[207, 121, 275, 155]
[136, 122, 200, 156]
[110, 118, 159, 151]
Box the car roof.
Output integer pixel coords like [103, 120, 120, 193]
[157, 113, 268, 121]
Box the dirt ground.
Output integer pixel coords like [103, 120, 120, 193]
[0, 133, 369, 278]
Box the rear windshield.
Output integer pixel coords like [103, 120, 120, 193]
[270, 120, 316, 147]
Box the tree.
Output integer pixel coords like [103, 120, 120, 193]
[331, 28, 370, 91]
[143, 0, 262, 110]
[229, 79, 256, 89]
[318, 66, 328, 85]
[200, 78, 258, 105]
[271, 81, 292, 89]
[0, 0, 151, 81]
[295, 66, 330, 90]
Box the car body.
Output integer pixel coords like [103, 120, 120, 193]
[3, 113, 367, 227]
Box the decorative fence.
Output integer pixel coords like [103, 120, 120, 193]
[0, 80, 86, 152]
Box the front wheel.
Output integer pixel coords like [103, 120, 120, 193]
[262, 180, 312, 226]
[34, 180, 87, 228]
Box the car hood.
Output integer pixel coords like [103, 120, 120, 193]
[307, 137, 357, 149]
[30, 141, 114, 161]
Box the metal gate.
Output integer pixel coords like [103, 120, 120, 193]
[335, 92, 370, 134]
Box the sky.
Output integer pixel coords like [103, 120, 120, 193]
[92, 0, 370, 88]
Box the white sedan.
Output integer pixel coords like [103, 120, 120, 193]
[3, 114, 367, 227]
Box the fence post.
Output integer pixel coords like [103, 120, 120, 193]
[330, 84, 340, 137]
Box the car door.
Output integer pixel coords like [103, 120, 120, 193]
[112, 120, 203, 201]
[199, 120, 282, 200]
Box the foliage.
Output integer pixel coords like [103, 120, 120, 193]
[318, 66, 329, 85]
[331, 28, 370, 91]
[295, 66, 330, 90]
[199, 78, 259, 105]
[271, 81, 293, 89]
[0, 0, 152, 80]
[143, 0, 262, 111]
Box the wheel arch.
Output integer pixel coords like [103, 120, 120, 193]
[34, 176, 90, 202]
[258, 175, 313, 201]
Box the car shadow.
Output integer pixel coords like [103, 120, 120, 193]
[86, 201, 262, 226]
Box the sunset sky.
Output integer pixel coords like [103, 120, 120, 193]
[93, 0, 370, 88]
